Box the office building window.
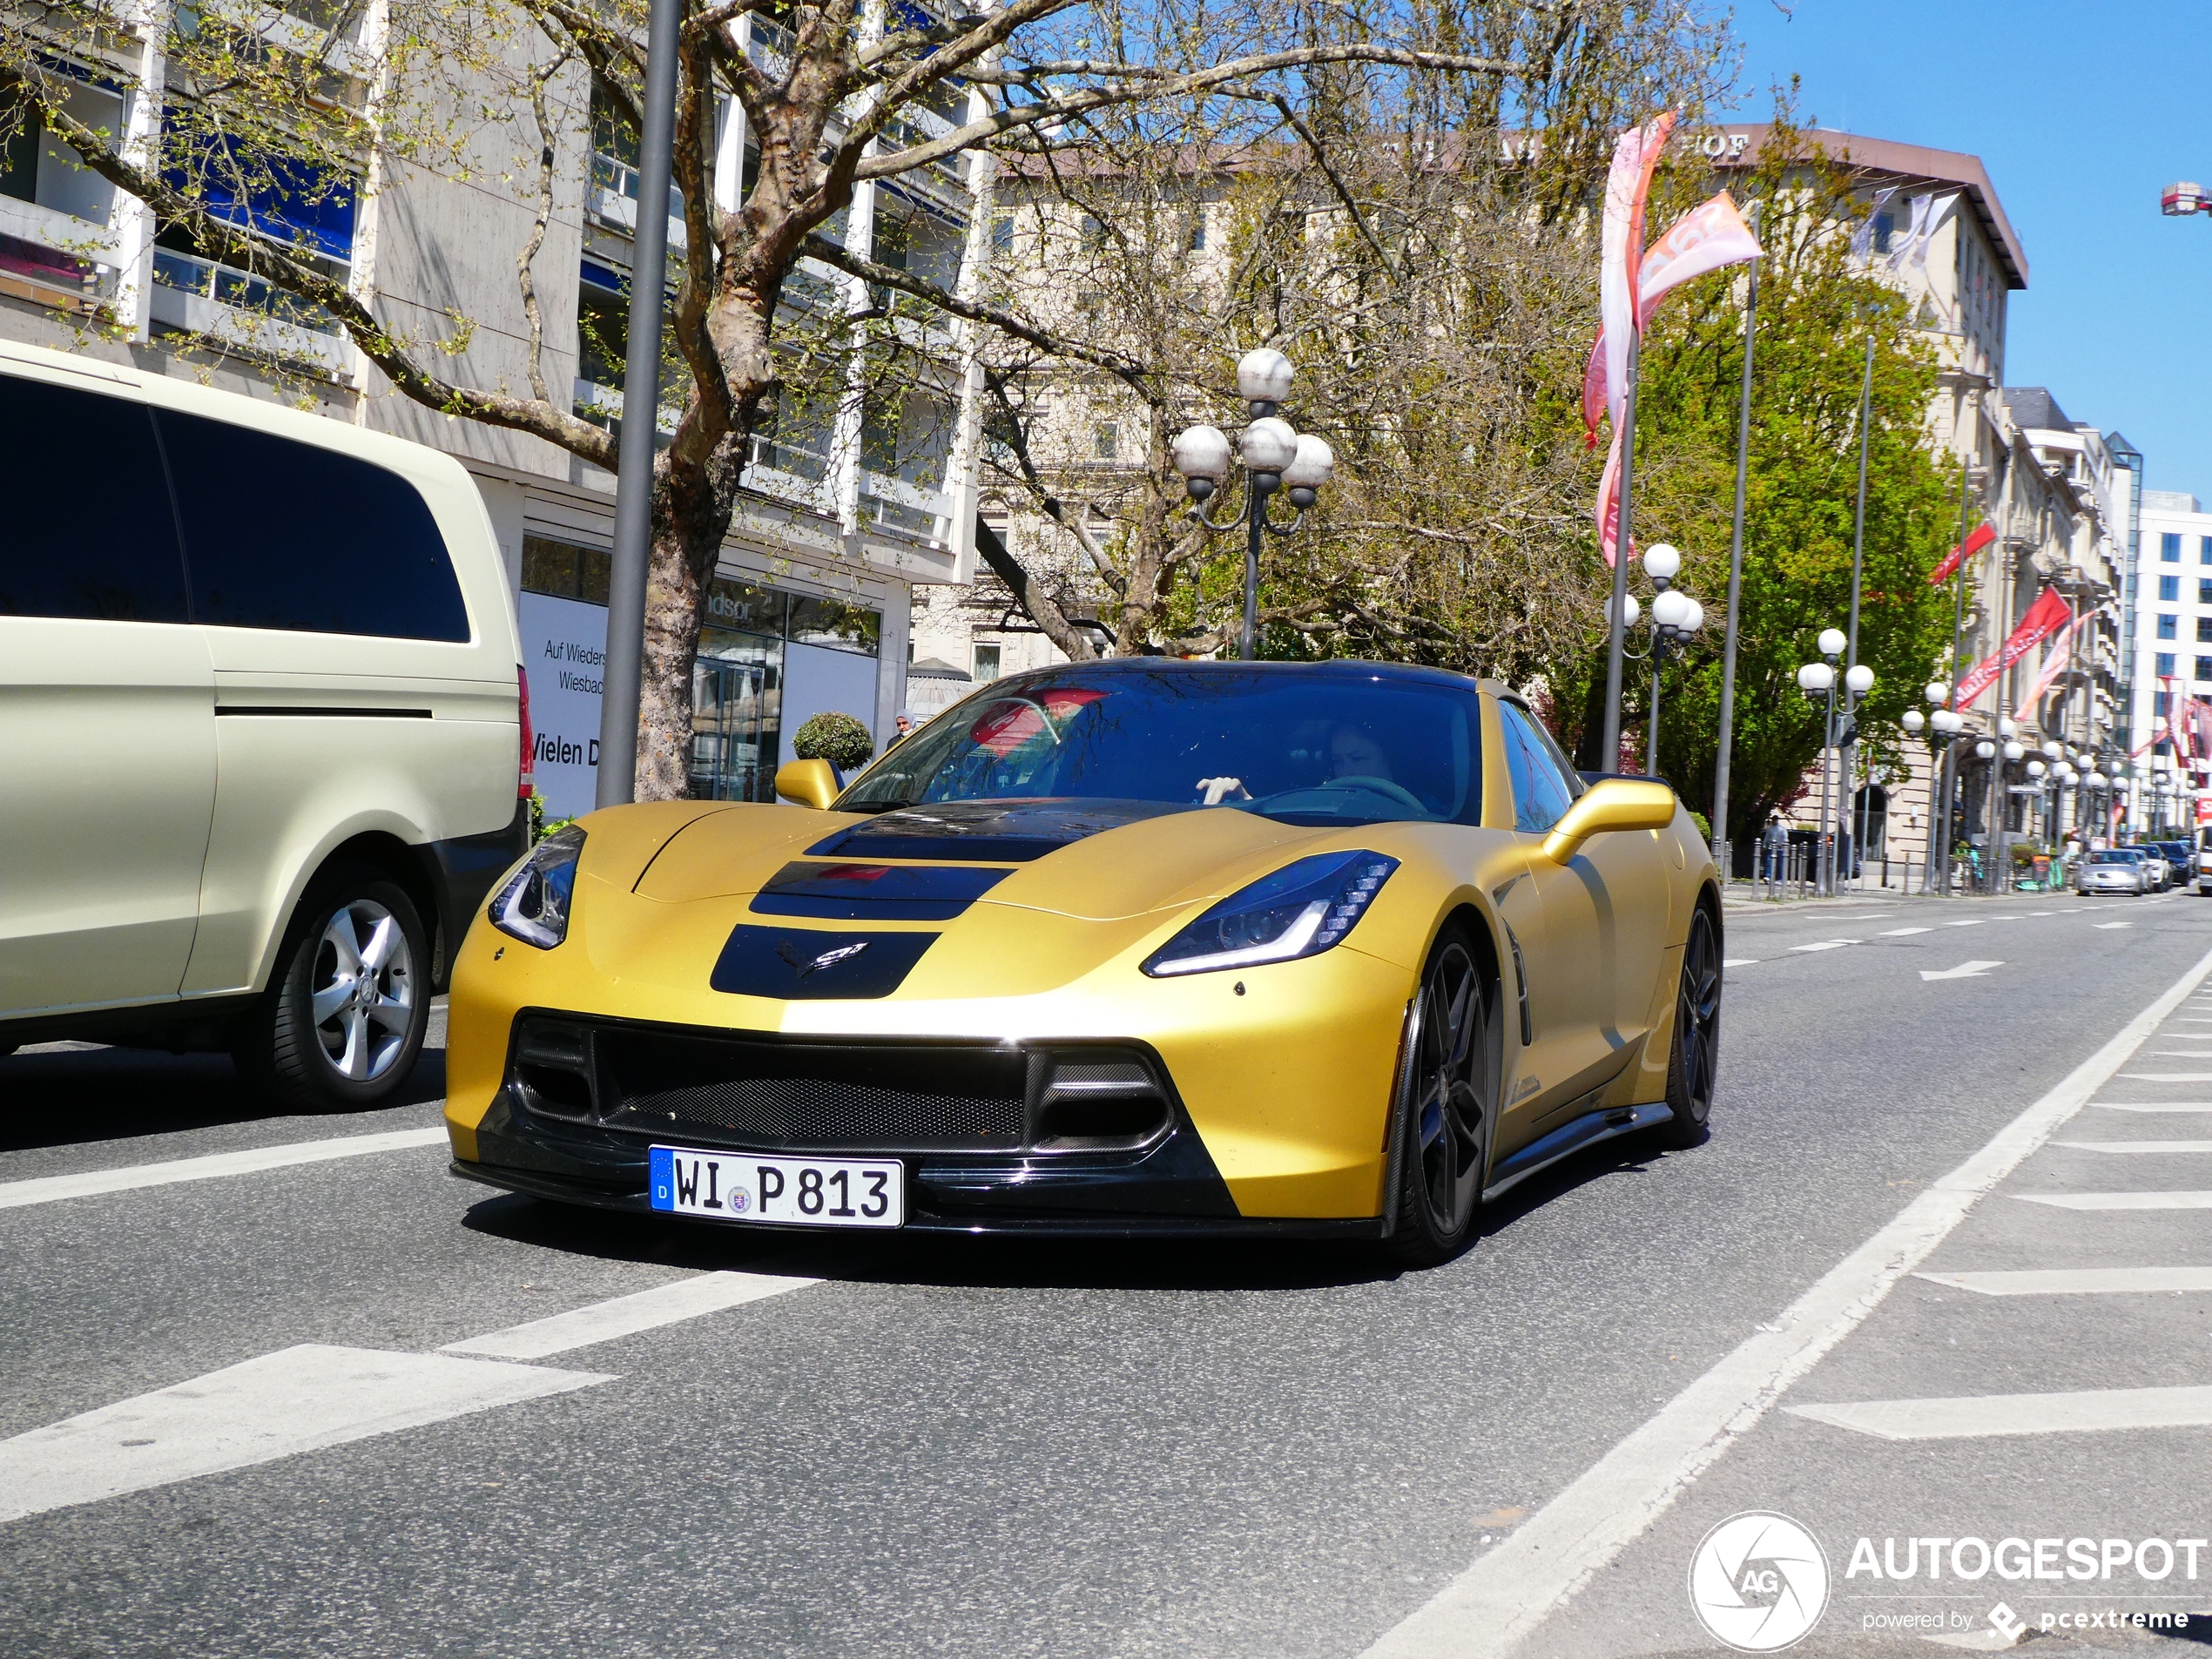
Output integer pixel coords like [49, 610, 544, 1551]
[2202, 536, 2212, 563]
[522, 536, 612, 604]
[2157, 653, 2177, 678]
[973, 643, 1001, 682]
[2164, 532, 2183, 562]
[2197, 657, 2212, 684]
[2159, 613, 2178, 640]
[2157, 689, 2175, 714]
[2160, 574, 2181, 602]
[2198, 617, 2212, 644]
[2200, 579, 2212, 604]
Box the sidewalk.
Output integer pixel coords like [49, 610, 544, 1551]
[1716, 882, 2061, 913]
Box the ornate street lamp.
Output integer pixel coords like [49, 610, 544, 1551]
[1797, 627, 1848, 894]
[1170, 348, 1335, 661]
[1638, 543, 1703, 777]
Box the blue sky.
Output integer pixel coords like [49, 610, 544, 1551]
[1728, 0, 2212, 500]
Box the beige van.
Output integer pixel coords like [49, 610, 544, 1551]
[0, 341, 527, 1109]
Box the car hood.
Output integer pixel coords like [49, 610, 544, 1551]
[631, 796, 1362, 920]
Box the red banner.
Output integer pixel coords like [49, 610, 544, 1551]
[1928, 521, 1995, 587]
[1954, 586, 2070, 707]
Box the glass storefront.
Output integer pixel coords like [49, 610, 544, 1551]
[521, 542, 883, 807]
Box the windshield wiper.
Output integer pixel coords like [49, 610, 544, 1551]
[839, 797, 915, 815]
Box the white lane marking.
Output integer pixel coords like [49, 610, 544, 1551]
[2094, 1102, 2212, 1112]
[1920, 961, 2003, 981]
[442, 1270, 819, 1360]
[2013, 1191, 2212, 1211]
[1785, 1386, 2212, 1441]
[0, 1345, 610, 1526]
[1723, 958, 1759, 968]
[1355, 939, 2212, 1659]
[1880, 927, 1933, 936]
[1917, 1267, 2212, 1297]
[1789, 939, 1861, 953]
[0, 1128, 448, 1212]
[2151, 1048, 2212, 1055]
[2117, 1071, 2212, 1081]
[1946, 919, 1986, 927]
[2054, 1140, 2212, 1155]
[2096, 922, 2133, 930]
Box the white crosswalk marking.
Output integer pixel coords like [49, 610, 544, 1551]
[2117, 1071, 2212, 1081]
[1785, 1386, 2212, 1440]
[0, 1345, 610, 1526]
[1723, 958, 1759, 968]
[441, 1270, 819, 1359]
[1790, 939, 1860, 953]
[2053, 1140, 2212, 1154]
[1880, 927, 1932, 936]
[0, 1128, 449, 1211]
[2013, 1190, 2212, 1211]
[2093, 1102, 2212, 1112]
[1916, 1266, 2212, 1296]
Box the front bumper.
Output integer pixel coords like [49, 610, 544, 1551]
[448, 1010, 1385, 1239]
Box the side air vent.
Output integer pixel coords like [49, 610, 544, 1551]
[1032, 1052, 1172, 1150]
[513, 1021, 597, 1121]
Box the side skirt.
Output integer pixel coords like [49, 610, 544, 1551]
[1480, 1101, 1674, 1204]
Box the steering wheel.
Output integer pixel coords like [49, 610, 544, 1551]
[1321, 774, 1428, 813]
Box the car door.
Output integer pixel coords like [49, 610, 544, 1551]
[1493, 699, 1669, 1146]
[0, 365, 217, 1017]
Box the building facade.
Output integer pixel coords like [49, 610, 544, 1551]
[0, 0, 988, 816]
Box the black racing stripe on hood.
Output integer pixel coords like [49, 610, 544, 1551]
[807, 798, 1193, 863]
[749, 860, 1013, 921]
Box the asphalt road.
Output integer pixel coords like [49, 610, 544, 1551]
[5, 888, 2212, 1658]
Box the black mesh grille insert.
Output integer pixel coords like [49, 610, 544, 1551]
[593, 1027, 1028, 1152]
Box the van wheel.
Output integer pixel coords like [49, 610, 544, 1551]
[235, 868, 430, 1112]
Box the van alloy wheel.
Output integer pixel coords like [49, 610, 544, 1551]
[309, 900, 417, 1082]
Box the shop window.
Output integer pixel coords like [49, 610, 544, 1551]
[703, 575, 787, 637]
[522, 536, 611, 604]
[789, 592, 881, 656]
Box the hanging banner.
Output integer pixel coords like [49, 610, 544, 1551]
[1928, 520, 1996, 587]
[2018, 609, 2086, 711]
[1583, 191, 1764, 446]
[1591, 111, 1676, 567]
[1953, 586, 2071, 707]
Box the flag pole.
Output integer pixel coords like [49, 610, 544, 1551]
[1842, 328, 1875, 893]
[1711, 232, 1760, 880]
[1602, 329, 1640, 772]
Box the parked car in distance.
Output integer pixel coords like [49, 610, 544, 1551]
[2079, 848, 2149, 896]
[0, 341, 529, 1109]
[2198, 826, 2212, 895]
[2154, 840, 2194, 893]
[2134, 845, 2171, 891]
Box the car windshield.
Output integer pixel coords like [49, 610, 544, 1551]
[2089, 850, 2138, 863]
[842, 665, 1484, 826]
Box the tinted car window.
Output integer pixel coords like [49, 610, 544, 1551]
[0, 374, 189, 623]
[157, 408, 469, 640]
[843, 664, 1482, 826]
[1498, 700, 1575, 833]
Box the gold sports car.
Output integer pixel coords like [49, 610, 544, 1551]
[444, 660, 1722, 1265]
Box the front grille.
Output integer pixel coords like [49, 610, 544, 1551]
[507, 1015, 1174, 1157]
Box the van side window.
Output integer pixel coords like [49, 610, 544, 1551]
[0, 374, 189, 623]
[155, 409, 470, 641]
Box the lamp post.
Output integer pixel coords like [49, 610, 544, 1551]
[1170, 349, 1335, 662]
[1638, 543, 1703, 777]
[1906, 691, 1962, 894]
[1798, 627, 1846, 894]
[1844, 660, 1875, 885]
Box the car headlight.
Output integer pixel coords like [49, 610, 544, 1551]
[1143, 850, 1399, 977]
[489, 825, 584, 949]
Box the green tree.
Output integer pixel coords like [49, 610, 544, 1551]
[1550, 114, 1962, 845]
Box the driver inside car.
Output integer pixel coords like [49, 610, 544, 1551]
[1327, 722, 1396, 784]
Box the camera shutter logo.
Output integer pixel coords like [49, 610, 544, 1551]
[1688, 1512, 1830, 1652]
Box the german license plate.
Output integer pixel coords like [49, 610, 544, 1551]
[648, 1145, 903, 1228]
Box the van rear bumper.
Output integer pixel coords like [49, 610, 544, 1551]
[421, 800, 531, 987]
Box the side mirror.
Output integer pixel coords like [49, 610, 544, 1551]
[1542, 779, 1677, 865]
[774, 759, 842, 811]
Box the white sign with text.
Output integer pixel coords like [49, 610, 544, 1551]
[520, 591, 609, 819]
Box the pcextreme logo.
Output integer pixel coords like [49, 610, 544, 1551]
[1689, 1512, 1831, 1652]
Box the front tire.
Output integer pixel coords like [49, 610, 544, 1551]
[1385, 927, 1501, 1269]
[1653, 905, 1721, 1150]
[234, 867, 431, 1112]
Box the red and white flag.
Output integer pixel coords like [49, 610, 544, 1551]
[1928, 521, 1995, 587]
[1591, 112, 1676, 567]
[1583, 191, 1764, 446]
[1954, 586, 2071, 707]
[2018, 607, 2092, 711]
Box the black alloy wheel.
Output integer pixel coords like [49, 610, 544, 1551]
[1655, 905, 1721, 1150]
[1386, 927, 1501, 1267]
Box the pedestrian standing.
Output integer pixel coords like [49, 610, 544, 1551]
[1761, 812, 1788, 883]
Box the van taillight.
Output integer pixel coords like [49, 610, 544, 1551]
[517, 665, 535, 799]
